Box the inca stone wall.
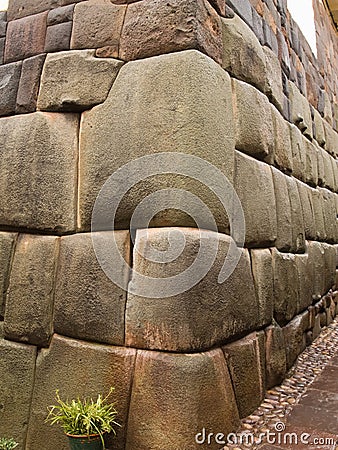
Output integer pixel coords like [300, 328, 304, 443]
[0, 0, 338, 449]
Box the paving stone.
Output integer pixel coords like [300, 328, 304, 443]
[296, 180, 316, 241]
[4, 12, 48, 63]
[126, 228, 260, 351]
[287, 403, 338, 435]
[126, 348, 240, 450]
[265, 323, 287, 389]
[54, 231, 130, 346]
[283, 312, 308, 369]
[221, 14, 267, 92]
[271, 105, 293, 173]
[44, 21, 72, 52]
[271, 167, 292, 252]
[47, 4, 74, 24]
[288, 80, 313, 139]
[285, 176, 305, 253]
[0, 339, 37, 448]
[289, 124, 306, 182]
[263, 45, 284, 112]
[16, 54, 45, 114]
[38, 50, 123, 111]
[26, 334, 136, 450]
[4, 234, 58, 347]
[119, 0, 223, 64]
[0, 232, 17, 319]
[0, 112, 79, 233]
[0, 61, 22, 116]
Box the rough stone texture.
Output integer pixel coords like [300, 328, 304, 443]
[79, 50, 235, 231]
[296, 254, 313, 313]
[44, 21, 72, 52]
[0, 37, 4, 64]
[308, 241, 326, 300]
[271, 167, 292, 252]
[232, 78, 273, 162]
[4, 12, 48, 63]
[126, 228, 260, 351]
[7, 0, 82, 20]
[320, 188, 337, 244]
[126, 348, 240, 450]
[223, 332, 265, 418]
[265, 323, 287, 389]
[310, 188, 327, 241]
[16, 54, 46, 114]
[71, 0, 126, 57]
[283, 312, 309, 369]
[304, 138, 319, 187]
[288, 80, 313, 139]
[0, 338, 37, 448]
[263, 45, 284, 112]
[208, 0, 226, 16]
[26, 335, 136, 450]
[313, 108, 326, 148]
[221, 14, 266, 92]
[0, 61, 22, 116]
[38, 50, 124, 111]
[296, 180, 317, 241]
[290, 123, 306, 182]
[47, 4, 74, 24]
[321, 243, 336, 294]
[0, 112, 79, 233]
[119, 0, 223, 64]
[234, 151, 277, 247]
[250, 249, 273, 327]
[324, 121, 338, 157]
[4, 234, 59, 347]
[54, 231, 130, 345]
[285, 176, 306, 253]
[0, 11, 6, 37]
[321, 149, 335, 190]
[272, 248, 299, 326]
[0, 232, 17, 319]
[271, 104, 293, 173]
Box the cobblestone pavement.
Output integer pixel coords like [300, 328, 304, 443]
[223, 317, 338, 450]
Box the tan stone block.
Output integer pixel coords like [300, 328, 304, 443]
[304, 137, 319, 187]
[0, 232, 17, 318]
[265, 323, 287, 389]
[7, 0, 56, 20]
[4, 234, 59, 347]
[126, 348, 239, 450]
[288, 81, 313, 139]
[308, 241, 325, 299]
[0, 339, 37, 448]
[331, 157, 338, 193]
[271, 104, 293, 173]
[313, 108, 326, 147]
[79, 50, 235, 231]
[54, 231, 130, 345]
[38, 50, 124, 111]
[319, 188, 337, 244]
[296, 180, 317, 241]
[321, 242, 336, 293]
[271, 167, 292, 252]
[234, 151, 277, 247]
[263, 45, 284, 112]
[26, 335, 136, 450]
[290, 123, 306, 182]
[0, 112, 79, 233]
[324, 121, 338, 157]
[232, 79, 273, 161]
[310, 188, 326, 241]
[126, 228, 260, 351]
[119, 0, 222, 64]
[285, 176, 306, 253]
[321, 149, 336, 190]
[295, 253, 313, 313]
[283, 312, 308, 369]
[317, 146, 325, 187]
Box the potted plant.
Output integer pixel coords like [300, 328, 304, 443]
[45, 388, 119, 450]
[0, 438, 18, 450]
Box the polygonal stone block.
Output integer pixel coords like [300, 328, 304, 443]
[54, 231, 130, 345]
[44, 21, 72, 52]
[304, 137, 319, 187]
[7, 0, 59, 20]
[263, 45, 283, 112]
[290, 124, 306, 182]
[271, 167, 292, 252]
[265, 323, 287, 389]
[321, 149, 336, 191]
[310, 188, 326, 241]
[308, 241, 326, 300]
[271, 104, 293, 173]
[0, 112, 79, 233]
[296, 180, 316, 241]
[250, 248, 273, 327]
[321, 242, 336, 293]
[283, 312, 308, 369]
[285, 176, 305, 253]
[47, 4, 74, 25]
[295, 253, 313, 313]
[323, 119, 338, 157]
[0, 61, 22, 116]
[0, 232, 16, 319]
[289, 80, 313, 139]
[313, 108, 326, 148]
[320, 188, 337, 244]
[16, 54, 46, 114]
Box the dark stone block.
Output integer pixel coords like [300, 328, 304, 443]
[16, 54, 46, 114]
[252, 8, 264, 45]
[0, 11, 7, 37]
[0, 61, 22, 116]
[44, 22, 72, 52]
[47, 4, 74, 25]
[226, 0, 253, 28]
[262, 19, 278, 55]
[0, 37, 4, 64]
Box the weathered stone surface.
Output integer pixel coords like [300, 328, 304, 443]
[79, 50, 235, 231]
[0, 37, 4, 64]
[47, 4, 74, 24]
[308, 241, 326, 300]
[0, 232, 16, 319]
[313, 108, 326, 147]
[0, 61, 22, 116]
[0, 112, 79, 233]
[234, 151, 277, 247]
[331, 157, 338, 193]
[321, 243, 336, 293]
[324, 121, 338, 157]
[272, 248, 299, 326]
[4, 234, 58, 347]
[283, 312, 308, 369]
[26, 335, 136, 450]
[54, 231, 130, 345]
[310, 188, 326, 241]
[16, 54, 45, 114]
[120, 0, 222, 63]
[317, 145, 325, 187]
[296, 180, 317, 241]
[44, 21, 72, 52]
[7, 0, 82, 20]
[263, 45, 284, 112]
[208, 0, 226, 16]
[271, 105, 293, 173]
[319, 147, 335, 190]
[295, 254, 313, 313]
[285, 176, 306, 253]
[288, 80, 313, 139]
[271, 167, 292, 251]
[0, 11, 6, 37]
[4, 12, 48, 63]
[290, 124, 306, 182]
[232, 79, 273, 161]
[250, 249, 273, 327]
[221, 14, 266, 92]
[38, 50, 123, 112]
[320, 188, 337, 243]
[126, 348, 240, 450]
[223, 332, 265, 418]
[71, 0, 126, 56]
[0, 339, 37, 448]
[126, 228, 260, 352]
[265, 323, 287, 389]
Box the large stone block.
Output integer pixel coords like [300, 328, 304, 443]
[16, 54, 46, 114]
[232, 79, 273, 162]
[0, 338, 37, 448]
[54, 231, 130, 345]
[271, 167, 292, 252]
[26, 335, 136, 450]
[4, 12, 48, 63]
[283, 312, 308, 369]
[313, 108, 326, 148]
[0, 232, 16, 319]
[4, 234, 59, 347]
[126, 348, 239, 450]
[223, 332, 265, 418]
[296, 180, 317, 241]
[310, 188, 326, 241]
[290, 124, 306, 182]
[44, 21, 72, 52]
[221, 14, 266, 92]
[126, 228, 260, 352]
[234, 151, 277, 247]
[321, 243, 336, 293]
[271, 105, 293, 173]
[295, 254, 313, 313]
[265, 323, 287, 389]
[308, 241, 325, 300]
[320, 150, 335, 192]
[0, 112, 79, 233]
[320, 188, 337, 243]
[119, 0, 222, 64]
[263, 45, 284, 112]
[7, 0, 82, 20]
[303, 136, 319, 187]
[285, 175, 306, 253]
[79, 50, 235, 231]
[47, 4, 75, 25]
[324, 121, 338, 157]
[38, 50, 124, 111]
[288, 81, 313, 139]
[0, 61, 22, 116]
[0, 11, 6, 37]
[250, 249, 273, 327]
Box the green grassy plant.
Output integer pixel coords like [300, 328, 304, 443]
[0, 438, 18, 450]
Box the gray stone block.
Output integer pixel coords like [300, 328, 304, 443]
[295, 253, 313, 313]
[290, 124, 306, 182]
[47, 4, 74, 25]
[321, 150, 336, 191]
[0, 232, 16, 319]
[44, 22, 72, 52]
[296, 180, 316, 241]
[265, 323, 287, 389]
[0, 11, 6, 37]
[285, 176, 305, 253]
[250, 249, 273, 327]
[16, 54, 46, 114]
[308, 241, 325, 300]
[289, 80, 313, 139]
[263, 45, 284, 112]
[313, 107, 326, 147]
[271, 167, 292, 252]
[320, 188, 337, 244]
[321, 242, 336, 293]
[304, 138, 319, 187]
[324, 121, 338, 157]
[271, 105, 293, 173]
[283, 312, 308, 369]
[0, 37, 4, 64]
[226, 0, 253, 27]
[310, 188, 326, 241]
[0, 61, 22, 116]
